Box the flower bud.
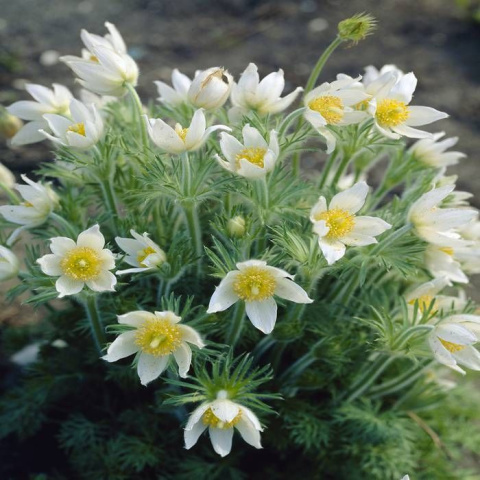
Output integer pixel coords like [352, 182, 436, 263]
[0, 245, 20, 281]
[0, 108, 23, 140]
[337, 13, 376, 43]
[227, 216, 246, 237]
[188, 67, 233, 110]
[0, 163, 15, 189]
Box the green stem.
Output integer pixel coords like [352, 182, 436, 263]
[83, 295, 106, 353]
[184, 203, 202, 272]
[0, 181, 19, 203]
[370, 223, 413, 255]
[49, 213, 77, 238]
[305, 36, 344, 94]
[125, 82, 148, 151]
[278, 108, 306, 139]
[100, 180, 120, 233]
[331, 149, 354, 186]
[317, 150, 339, 189]
[226, 302, 246, 347]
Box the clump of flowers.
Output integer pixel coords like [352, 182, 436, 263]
[1, 15, 479, 480]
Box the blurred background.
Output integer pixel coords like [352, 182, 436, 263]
[0, 0, 479, 314]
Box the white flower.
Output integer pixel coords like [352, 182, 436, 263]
[184, 390, 262, 457]
[229, 63, 302, 121]
[155, 69, 192, 108]
[362, 64, 405, 87]
[425, 245, 470, 284]
[310, 182, 391, 265]
[404, 277, 465, 314]
[428, 315, 480, 374]
[37, 225, 116, 298]
[187, 67, 233, 110]
[61, 22, 138, 97]
[103, 310, 204, 385]
[7, 83, 73, 146]
[0, 163, 15, 189]
[115, 230, 166, 275]
[144, 109, 230, 155]
[366, 71, 448, 139]
[79, 89, 117, 114]
[407, 185, 477, 247]
[0, 175, 59, 244]
[216, 125, 279, 179]
[41, 99, 104, 150]
[0, 245, 20, 281]
[207, 259, 312, 334]
[304, 75, 370, 153]
[409, 132, 466, 168]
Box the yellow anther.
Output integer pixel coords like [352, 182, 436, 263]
[134, 317, 182, 356]
[235, 147, 267, 168]
[232, 266, 276, 301]
[308, 95, 344, 124]
[60, 247, 101, 281]
[315, 208, 355, 239]
[375, 99, 409, 127]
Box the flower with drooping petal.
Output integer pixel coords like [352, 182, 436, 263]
[187, 67, 233, 110]
[37, 225, 116, 298]
[216, 125, 279, 179]
[0, 163, 15, 189]
[0, 245, 20, 281]
[184, 390, 262, 457]
[409, 132, 466, 168]
[155, 69, 192, 108]
[229, 63, 303, 121]
[407, 185, 477, 247]
[310, 181, 391, 265]
[304, 75, 370, 153]
[366, 70, 448, 139]
[103, 310, 204, 385]
[60, 22, 138, 97]
[0, 175, 59, 244]
[144, 109, 230, 155]
[41, 99, 104, 150]
[428, 315, 480, 374]
[404, 277, 465, 315]
[207, 259, 312, 334]
[115, 230, 166, 275]
[7, 83, 73, 146]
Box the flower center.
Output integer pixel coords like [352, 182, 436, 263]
[202, 408, 242, 429]
[439, 338, 466, 354]
[376, 99, 410, 127]
[134, 317, 182, 356]
[315, 208, 355, 239]
[308, 95, 344, 124]
[232, 266, 276, 301]
[175, 124, 188, 141]
[60, 246, 101, 281]
[235, 147, 267, 168]
[67, 122, 86, 136]
[354, 99, 370, 111]
[137, 246, 157, 267]
[409, 294, 435, 313]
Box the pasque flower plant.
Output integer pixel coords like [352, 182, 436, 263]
[1, 14, 479, 480]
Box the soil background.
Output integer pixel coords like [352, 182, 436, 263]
[0, 0, 479, 317]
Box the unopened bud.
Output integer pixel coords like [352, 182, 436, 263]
[188, 67, 233, 110]
[337, 13, 376, 44]
[0, 163, 15, 189]
[0, 245, 20, 281]
[227, 216, 246, 237]
[0, 108, 23, 140]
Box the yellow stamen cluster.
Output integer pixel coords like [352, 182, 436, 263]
[439, 338, 466, 354]
[233, 266, 276, 301]
[409, 294, 436, 314]
[375, 99, 409, 127]
[175, 124, 188, 141]
[316, 208, 355, 240]
[134, 317, 182, 356]
[60, 246, 101, 281]
[137, 246, 156, 267]
[202, 408, 242, 429]
[235, 147, 267, 168]
[308, 95, 344, 124]
[67, 122, 86, 137]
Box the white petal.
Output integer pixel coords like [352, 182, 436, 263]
[341, 233, 378, 247]
[264, 87, 303, 114]
[256, 70, 285, 105]
[392, 123, 433, 139]
[37, 254, 62, 276]
[330, 181, 369, 214]
[211, 400, 240, 423]
[77, 224, 105, 249]
[178, 325, 205, 348]
[318, 239, 346, 265]
[209, 427, 234, 457]
[219, 132, 244, 161]
[118, 310, 154, 327]
[351, 216, 392, 236]
[207, 272, 240, 313]
[185, 109, 206, 148]
[184, 420, 208, 449]
[102, 331, 139, 362]
[171, 69, 192, 96]
[50, 236, 77, 255]
[405, 106, 448, 127]
[453, 346, 480, 371]
[56, 275, 84, 297]
[310, 197, 328, 221]
[436, 323, 476, 345]
[428, 335, 465, 374]
[390, 72, 417, 103]
[85, 270, 117, 293]
[137, 353, 168, 386]
[245, 298, 277, 334]
[274, 277, 313, 304]
[10, 121, 47, 146]
[242, 124, 268, 149]
[185, 403, 210, 431]
[235, 417, 262, 449]
[173, 343, 192, 378]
